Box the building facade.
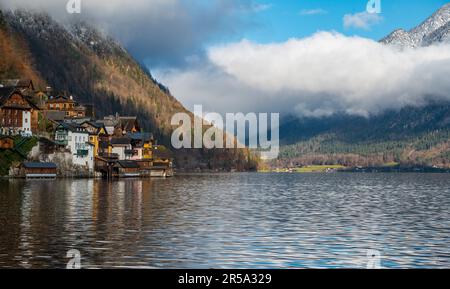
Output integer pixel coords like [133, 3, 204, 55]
[55, 123, 94, 172]
[0, 88, 39, 136]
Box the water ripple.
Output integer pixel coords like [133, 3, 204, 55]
[0, 173, 449, 268]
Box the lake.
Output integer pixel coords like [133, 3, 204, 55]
[0, 173, 448, 268]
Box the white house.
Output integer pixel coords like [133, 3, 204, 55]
[55, 123, 94, 172]
[110, 137, 132, 160]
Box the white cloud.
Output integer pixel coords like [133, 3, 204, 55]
[156, 32, 450, 118]
[343, 11, 383, 30]
[299, 9, 327, 16]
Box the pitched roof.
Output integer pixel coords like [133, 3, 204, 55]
[22, 162, 57, 169]
[0, 88, 39, 110]
[0, 136, 14, 140]
[119, 116, 139, 131]
[0, 87, 16, 105]
[56, 122, 88, 133]
[80, 121, 107, 135]
[0, 79, 34, 89]
[46, 94, 75, 103]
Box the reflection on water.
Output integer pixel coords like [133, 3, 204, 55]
[0, 173, 449, 268]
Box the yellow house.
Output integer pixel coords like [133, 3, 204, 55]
[81, 121, 108, 157]
[128, 132, 154, 159]
[143, 142, 152, 159]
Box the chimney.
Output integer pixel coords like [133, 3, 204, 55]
[69, 95, 73, 100]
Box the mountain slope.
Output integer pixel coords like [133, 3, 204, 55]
[0, 9, 257, 171]
[381, 3, 450, 47]
[277, 102, 450, 167]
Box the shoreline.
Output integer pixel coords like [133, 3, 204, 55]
[3, 169, 450, 180]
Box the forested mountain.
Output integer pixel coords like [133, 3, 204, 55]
[0, 9, 257, 171]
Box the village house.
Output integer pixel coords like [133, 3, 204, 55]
[0, 87, 39, 136]
[20, 162, 57, 178]
[54, 123, 94, 172]
[80, 121, 108, 157]
[128, 132, 154, 160]
[109, 137, 133, 160]
[46, 94, 83, 117]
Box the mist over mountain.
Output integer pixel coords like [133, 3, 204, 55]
[0, 9, 257, 171]
[274, 3, 450, 168]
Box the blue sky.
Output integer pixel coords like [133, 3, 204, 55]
[211, 0, 448, 45]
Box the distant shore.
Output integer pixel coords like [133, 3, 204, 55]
[261, 164, 450, 173]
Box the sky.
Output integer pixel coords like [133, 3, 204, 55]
[1, 0, 450, 118]
[237, 0, 447, 43]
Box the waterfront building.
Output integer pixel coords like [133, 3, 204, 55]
[80, 121, 108, 157]
[109, 137, 132, 160]
[21, 162, 57, 178]
[54, 123, 94, 171]
[128, 132, 154, 160]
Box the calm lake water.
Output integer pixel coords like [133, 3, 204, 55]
[0, 173, 449, 269]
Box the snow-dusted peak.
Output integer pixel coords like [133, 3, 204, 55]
[381, 3, 450, 48]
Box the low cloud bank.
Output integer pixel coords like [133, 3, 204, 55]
[156, 32, 450, 117]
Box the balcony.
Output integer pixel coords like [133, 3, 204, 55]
[55, 139, 68, 146]
[76, 149, 89, 157]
